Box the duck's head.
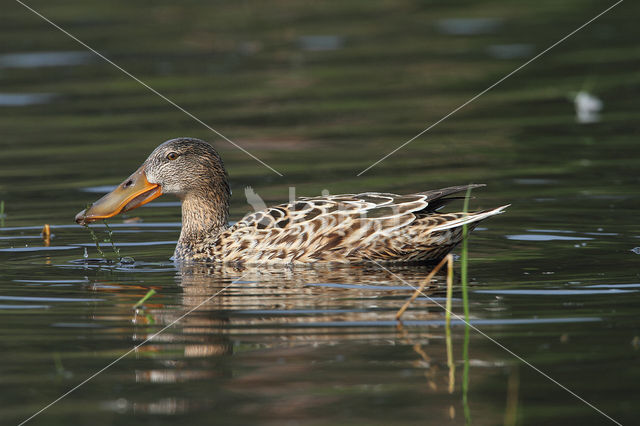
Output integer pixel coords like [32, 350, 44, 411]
[75, 137, 229, 225]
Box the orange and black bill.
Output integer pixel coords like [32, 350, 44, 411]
[75, 166, 162, 225]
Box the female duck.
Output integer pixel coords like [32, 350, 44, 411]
[75, 138, 507, 264]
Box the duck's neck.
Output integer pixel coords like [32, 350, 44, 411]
[176, 188, 230, 257]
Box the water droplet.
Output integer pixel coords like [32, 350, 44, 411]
[83, 248, 88, 259]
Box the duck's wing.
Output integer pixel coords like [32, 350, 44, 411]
[233, 184, 485, 231]
[222, 193, 424, 263]
[234, 192, 420, 231]
[217, 184, 494, 263]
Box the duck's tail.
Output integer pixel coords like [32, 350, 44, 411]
[429, 204, 510, 233]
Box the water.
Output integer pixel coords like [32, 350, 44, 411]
[2, 1, 639, 425]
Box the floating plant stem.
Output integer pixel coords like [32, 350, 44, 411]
[133, 289, 156, 309]
[103, 220, 121, 260]
[0, 200, 4, 227]
[41, 224, 51, 246]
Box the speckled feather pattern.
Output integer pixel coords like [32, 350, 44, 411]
[177, 185, 507, 265]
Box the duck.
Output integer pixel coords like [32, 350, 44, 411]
[75, 137, 508, 264]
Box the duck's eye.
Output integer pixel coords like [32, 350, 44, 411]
[166, 152, 179, 161]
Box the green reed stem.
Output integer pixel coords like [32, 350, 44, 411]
[461, 186, 472, 425]
[0, 200, 4, 227]
[461, 186, 471, 316]
[463, 319, 471, 424]
[445, 255, 453, 326]
[133, 289, 156, 309]
[53, 353, 65, 376]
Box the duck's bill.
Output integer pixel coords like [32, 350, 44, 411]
[75, 166, 162, 225]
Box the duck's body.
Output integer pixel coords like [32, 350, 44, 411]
[180, 188, 505, 264]
[75, 138, 507, 264]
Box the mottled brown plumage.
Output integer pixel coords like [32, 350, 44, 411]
[75, 138, 508, 264]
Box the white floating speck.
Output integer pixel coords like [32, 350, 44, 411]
[574, 91, 602, 124]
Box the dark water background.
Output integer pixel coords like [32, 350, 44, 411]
[1, 1, 639, 425]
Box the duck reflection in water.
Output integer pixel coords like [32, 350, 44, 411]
[121, 262, 474, 419]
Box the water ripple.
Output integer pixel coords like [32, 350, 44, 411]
[474, 289, 635, 295]
[0, 295, 104, 302]
[505, 234, 593, 241]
